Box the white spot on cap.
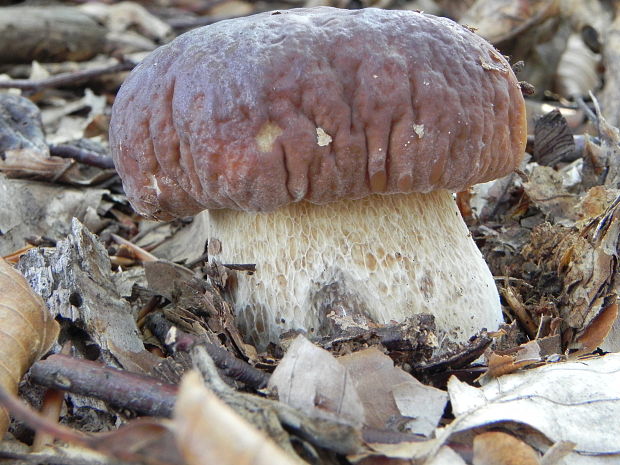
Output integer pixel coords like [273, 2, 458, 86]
[413, 123, 425, 138]
[148, 174, 161, 195]
[316, 127, 332, 146]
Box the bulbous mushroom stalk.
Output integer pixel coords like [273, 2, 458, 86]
[109, 7, 527, 348]
[208, 191, 501, 347]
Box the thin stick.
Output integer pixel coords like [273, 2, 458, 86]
[167, 14, 248, 30]
[111, 234, 158, 262]
[0, 61, 135, 91]
[49, 145, 115, 170]
[30, 355, 178, 418]
[148, 314, 270, 390]
[32, 343, 74, 452]
[0, 382, 90, 445]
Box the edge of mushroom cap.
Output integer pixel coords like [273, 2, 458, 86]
[110, 7, 527, 219]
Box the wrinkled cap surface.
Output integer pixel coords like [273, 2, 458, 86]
[110, 7, 527, 219]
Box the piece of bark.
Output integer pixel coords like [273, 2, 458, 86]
[17, 218, 158, 371]
[0, 6, 106, 64]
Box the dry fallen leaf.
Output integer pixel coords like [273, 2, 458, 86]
[459, 0, 560, 44]
[0, 148, 72, 179]
[522, 164, 578, 225]
[484, 350, 539, 380]
[339, 347, 447, 437]
[0, 173, 108, 256]
[481, 339, 552, 381]
[555, 195, 620, 349]
[555, 33, 600, 99]
[268, 335, 364, 427]
[473, 431, 540, 465]
[572, 298, 618, 355]
[519, 185, 620, 351]
[79, 2, 172, 41]
[449, 354, 620, 464]
[174, 370, 300, 465]
[208, 0, 255, 18]
[0, 258, 59, 433]
[270, 337, 448, 439]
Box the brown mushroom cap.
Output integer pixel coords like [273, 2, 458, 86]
[110, 7, 526, 219]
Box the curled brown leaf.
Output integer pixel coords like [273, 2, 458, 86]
[174, 371, 300, 465]
[0, 258, 59, 433]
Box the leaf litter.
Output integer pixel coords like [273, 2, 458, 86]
[1, 0, 620, 464]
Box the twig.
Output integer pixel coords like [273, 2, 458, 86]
[32, 343, 73, 452]
[111, 234, 158, 262]
[148, 313, 270, 389]
[493, 276, 534, 288]
[49, 145, 115, 170]
[222, 263, 256, 272]
[167, 14, 247, 30]
[575, 95, 597, 126]
[0, 379, 174, 464]
[31, 389, 65, 452]
[0, 61, 135, 91]
[30, 355, 178, 418]
[203, 339, 269, 388]
[0, 380, 90, 445]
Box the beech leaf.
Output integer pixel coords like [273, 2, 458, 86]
[449, 354, 620, 464]
[0, 258, 59, 433]
[268, 335, 364, 427]
[174, 371, 300, 465]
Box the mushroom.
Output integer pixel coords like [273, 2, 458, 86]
[110, 7, 527, 348]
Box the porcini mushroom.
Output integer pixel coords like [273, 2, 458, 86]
[110, 7, 527, 348]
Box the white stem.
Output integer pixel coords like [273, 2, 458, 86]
[208, 190, 502, 348]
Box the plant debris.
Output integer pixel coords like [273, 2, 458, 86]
[0, 1, 619, 464]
